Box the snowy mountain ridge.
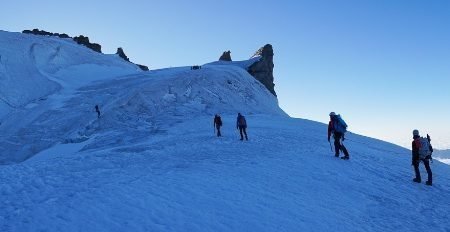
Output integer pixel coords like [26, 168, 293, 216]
[0, 30, 283, 164]
[0, 30, 140, 111]
[0, 30, 450, 231]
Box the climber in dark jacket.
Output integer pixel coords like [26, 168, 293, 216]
[411, 129, 432, 186]
[95, 105, 101, 118]
[213, 114, 222, 137]
[236, 113, 248, 141]
[327, 112, 349, 159]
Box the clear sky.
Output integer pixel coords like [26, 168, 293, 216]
[1, 0, 449, 149]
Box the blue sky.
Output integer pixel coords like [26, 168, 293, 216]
[1, 0, 449, 148]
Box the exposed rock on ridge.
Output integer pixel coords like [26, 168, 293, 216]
[219, 51, 232, 61]
[22, 29, 149, 71]
[23, 29, 102, 53]
[73, 35, 102, 53]
[218, 45, 276, 96]
[116, 47, 130, 62]
[248, 44, 276, 96]
[115, 47, 149, 71]
[22, 29, 70, 38]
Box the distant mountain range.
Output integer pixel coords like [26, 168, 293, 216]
[434, 149, 450, 159]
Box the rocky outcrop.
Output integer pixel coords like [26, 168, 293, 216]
[116, 47, 149, 71]
[247, 44, 276, 96]
[116, 47, 130, 62]
[22, 29, 102, 53]
[217, 45, 277, 96]
[136, 64, 149, 71]
[73, 35, 102, 53]
[22, 29, 149, 70]
[23, 29, 101, 53]
[23, 29, 70, 38]
[219, 51, 232, 61]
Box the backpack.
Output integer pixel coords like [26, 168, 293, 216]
[334, 115, 348, 134]
[417, 137, 432, 159]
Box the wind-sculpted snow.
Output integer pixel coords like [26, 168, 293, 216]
[0, 32, 60, 108]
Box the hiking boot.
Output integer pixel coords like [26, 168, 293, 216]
[413, 178, 421, 183]
[425, 181, 432, 186]
[335, 154, 339, 158]
[341, 156, 349, 160]
[245, 136, 248, 141]
[240, 138, 243, 141]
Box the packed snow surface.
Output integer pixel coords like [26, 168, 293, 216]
[2, 115, 450, 232]
[1, 31, 450, 232]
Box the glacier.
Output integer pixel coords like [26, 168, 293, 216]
[0, 30, 449, 232]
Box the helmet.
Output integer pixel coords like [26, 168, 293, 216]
[329, 112, 336, 116]
[413, 129, 419, 136]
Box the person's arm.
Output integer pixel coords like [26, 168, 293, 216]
[412, 140, 419, 165]
[427, 134, 433, 153]
[327, 121, 332, 141]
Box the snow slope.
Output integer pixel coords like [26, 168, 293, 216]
[1, 115, 450, 232]
[1, 31, 450, 231]
[0, 62, 283, 163]
[0, 30, 141, 163]
[0, 30, 140, 117]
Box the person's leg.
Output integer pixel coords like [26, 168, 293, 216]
[243, 127, 248, 140]
[341, 144, 349, 157]
[217, 126, 221, 137]
[413, 161, 421, 182]
[239, 127, 244, 140]
[333, 134, 341, 157]
[424, 159, 432, 184]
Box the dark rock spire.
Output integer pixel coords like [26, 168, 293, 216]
[219, 50, 232, 61]
[248, 44, 276, 96]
